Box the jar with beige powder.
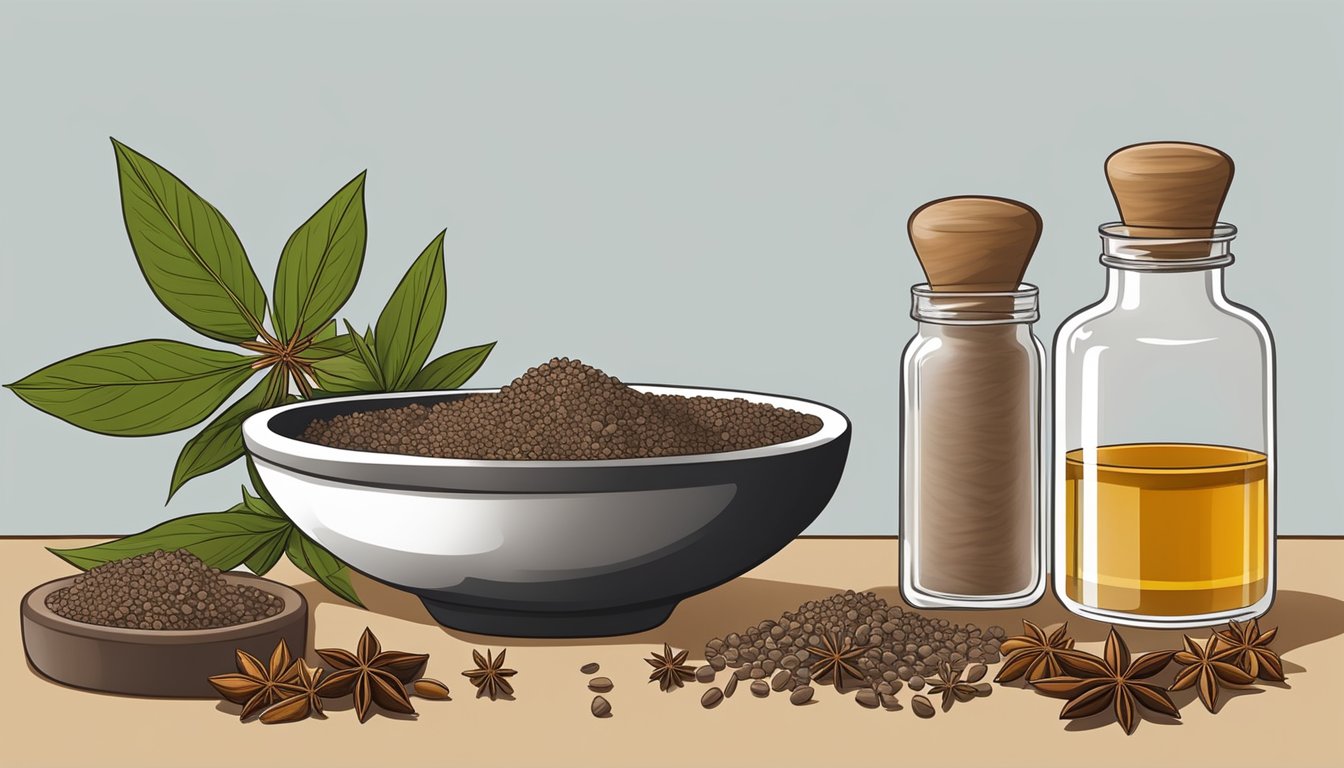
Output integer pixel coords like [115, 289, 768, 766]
[899, 196, 1047, 609]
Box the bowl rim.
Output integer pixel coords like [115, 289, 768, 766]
[22, 572, 307, 645]
[243, 384, 850, 472]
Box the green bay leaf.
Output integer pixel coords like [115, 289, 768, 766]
[112, 139, 266, 344]
[272, 173, 367, 342]
[6, 340, 256, 436]
[311, 350, 379, 393]
[242, 528, 290, 575]
[345, 320, 384, 390]
[241, 485, 283, 518]
[301, 333, 357, 362]
[48, 511, 291, 571]
[408, 342, 496, 391]
[375, 231, 447, 390]
[286, 530, 363, 606]
[245, 456, 283, 512]
[167, 366, 288, 499]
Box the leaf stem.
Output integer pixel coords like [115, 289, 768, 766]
[289, 363, 313, 398]
[257, 327, 283, 347]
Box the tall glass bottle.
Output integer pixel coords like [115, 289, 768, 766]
[1054, 143, 1276, 628]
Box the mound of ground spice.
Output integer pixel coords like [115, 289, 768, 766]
[299, 357, 824, 460]
[705, 590, 1005, 693]
[46, 549, 285, 630]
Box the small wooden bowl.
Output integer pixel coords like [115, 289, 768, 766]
[21, 573, 306, 697]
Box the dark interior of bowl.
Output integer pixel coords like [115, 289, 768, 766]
[261, 389, 852, 637]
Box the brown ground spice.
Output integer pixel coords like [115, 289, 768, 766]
[300, 357, 823, 460]
[705, 590, 1005, 693]
[46, 549, 284, 630]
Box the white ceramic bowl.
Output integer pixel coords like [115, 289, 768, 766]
[243, 386, 850, 637]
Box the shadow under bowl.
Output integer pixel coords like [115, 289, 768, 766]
[243, 385, 851, 638]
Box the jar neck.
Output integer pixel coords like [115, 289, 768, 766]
[910, 284, 1039, 325]
[1099, 221, 1236, 271]
[1104, 265, 1227, 307]
[1097, 222, 1236, 308]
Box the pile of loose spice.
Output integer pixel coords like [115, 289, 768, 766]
[701, 590, 1005, 706]
[46, 549, 283, 630]
[299, 357, 823, 460]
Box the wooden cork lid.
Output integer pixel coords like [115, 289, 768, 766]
[908, 196, 1042, 292]
[1106, 141, 1234, 239]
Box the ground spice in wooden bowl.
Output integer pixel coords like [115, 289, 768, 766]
[45, 549, 284, 630]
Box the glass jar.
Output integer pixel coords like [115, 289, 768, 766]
[900, 284, 1046, 609]
[1053, 224, 1276, 628]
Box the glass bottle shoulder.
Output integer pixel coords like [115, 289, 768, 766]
[1053, 292, 1273, 360]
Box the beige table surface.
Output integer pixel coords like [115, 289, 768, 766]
[4, 537, 1342, 768]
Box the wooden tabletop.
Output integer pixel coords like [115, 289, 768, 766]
[4, 537, 1341, 768]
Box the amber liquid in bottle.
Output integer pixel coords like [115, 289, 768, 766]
[1063, 443, 1268, 616]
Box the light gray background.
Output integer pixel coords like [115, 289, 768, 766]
[1, 0, 1340, 535]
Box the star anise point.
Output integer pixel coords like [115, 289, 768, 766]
[314, 627, 420, 722]
[645, 642, 696, 691]
[462, 647, 518, 700]
[928, 660, 983, 711]
[805, 632, 869, 692]
[259, 660, 326, 725]
[208, 639, 303, 721]
[1210, 619, 1285, 682]
[1170, 633, 1257, 713]
[995, 620, 1079, 684]
[1030, 628, 1178, 735]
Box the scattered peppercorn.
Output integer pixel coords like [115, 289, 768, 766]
[704, 590, 1004, 693]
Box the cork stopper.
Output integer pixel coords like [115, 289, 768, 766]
[1106, 141, 1234, 238]
[908, 196, 1042, 292]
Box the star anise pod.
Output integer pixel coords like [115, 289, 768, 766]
[315, 628, 421, 722]
[260, 660, 326, 725]
[806, 632, 868, 692]
[316, 627, 429, 685]
[995, 620, 1080, 684]
[645, 643, 696, 691]
[928, 661, 980, 711]
[462, 648, 518, 700]
[208, 639, 303, 720]
[1169, 634, 1255, 713]
[1031, 628, 1179, 735]
[1210, 619, 1285, 682]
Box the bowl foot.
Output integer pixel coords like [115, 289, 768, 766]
[419, 597, 678, 638]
